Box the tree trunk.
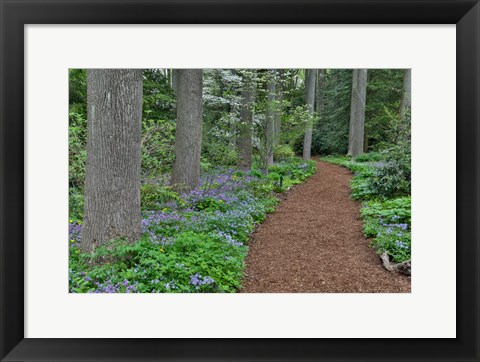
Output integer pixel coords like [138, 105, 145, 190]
[364, 132, 369, 153]
[229, 103, 237, 148]
[161, 69, 168, 84]
[167, 69, 173, 88]
[400, 69, 411, 119]
[303, 69, 316, 160]
[81, 69, 143, 254]
[347, 70, 355, 156]
[238, 70, 256, 169]
[172, 69, 203, 193]
[172, 69, 179, 94]
[314, 69, 325, 154]
[348, 69, 368, 159]
[266, 70, 276, 166]
[399, 69, 412, 141]
[274, 69, 284, 156]
[315, 69, 325, 115]
[229, 70, 238, 148]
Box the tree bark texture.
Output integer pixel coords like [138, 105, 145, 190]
[348, 69, 368, 158]
[400, 69, 411, 119]
[303, 69, 316, 160]
[228, 70, 237, 148]
[81, 69, 143, 253]
[229, 103, 237, 148]
[315, 69, 325, 115]
[266, 70, 276, 166]
[314, 69, 325, 154]
[274, 69, 284, 153]
[172, 69, 204, 193]
[238, 70, 256, 169]
[172, 69, 179, 95]
[166, 69, 171, 87]
[399, 69, 412, 141]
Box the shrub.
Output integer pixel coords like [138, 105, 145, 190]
[350, 177, 376, 200]
[141, 118, 176, 178]
[202, 141, 239, 167]
[274, 144, 295, 162]
[69, 112, 87, 188]
[191, 196, 228, 213]
[323, 151, 410, 200]
[354, 151, 382, 163]
[69, 187, 84, 220]
[368, 144, 411, 198]
[266, 171, 281, 182]
[140, 183, 180, 212]
[248, 169, 264, 178]
[361, 197, 411, 226]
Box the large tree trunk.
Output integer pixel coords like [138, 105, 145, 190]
[238, 70, 256, 169]
[266, 70, 276, 167]
[81, 69, 143, 254]
[172, 69, 179, 94]
[348, 69, 368, 158]
[303, 69, 316, 160]
[273, 70, 284, 156]
[172, 69, 203, 193]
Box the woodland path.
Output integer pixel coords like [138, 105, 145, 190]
[240, 160, 411, 293]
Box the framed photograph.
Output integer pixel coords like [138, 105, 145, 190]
[1, 0, 478, 361]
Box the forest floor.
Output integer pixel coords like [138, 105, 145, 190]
[240, 160, 411, 293]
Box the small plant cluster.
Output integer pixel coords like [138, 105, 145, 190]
[322, 151, 411, 264]
[69, 158, 316, 293]
[361, 197, 411, 263]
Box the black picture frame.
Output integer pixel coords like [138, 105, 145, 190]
[1, 0, 478, 361]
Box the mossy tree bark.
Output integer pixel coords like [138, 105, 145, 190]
[81, 69, 143, 254]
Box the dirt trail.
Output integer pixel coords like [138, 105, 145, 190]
[240, 160, 411, 293]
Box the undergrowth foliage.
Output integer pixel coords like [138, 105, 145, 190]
[69, 159, 317, 293]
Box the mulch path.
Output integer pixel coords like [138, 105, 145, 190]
[240, 160, 411, 293]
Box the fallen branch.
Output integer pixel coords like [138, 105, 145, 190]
[380, 252, 411, 276]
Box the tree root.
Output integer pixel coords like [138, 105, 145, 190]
[380, 252, 411, 276]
